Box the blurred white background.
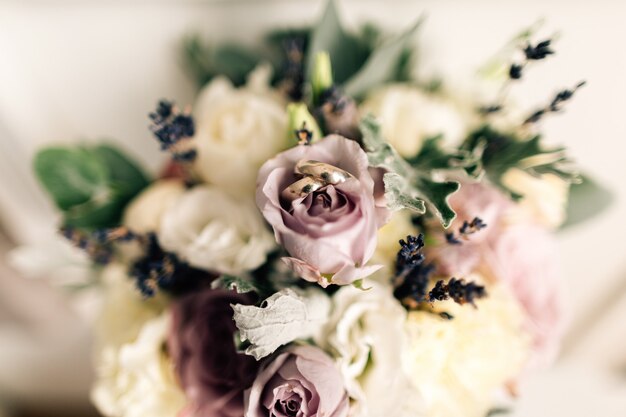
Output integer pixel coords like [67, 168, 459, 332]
[0, 0, 624, 416]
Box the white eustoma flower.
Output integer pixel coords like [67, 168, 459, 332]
[502, 168, 570, 229]
[123, 179, 186, 234]
[360, 84, 466, 157]
[192, 66, 289, 194]
[403, 277, 530, 417]
[91, 264, 185, 417]
[158, 185, 275, 274]
[318, 283, 424, 417]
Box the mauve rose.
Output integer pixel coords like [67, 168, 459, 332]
[244, 345, 349, 417]
[168, 289, 259, 417]
[256, 135, 389, 287]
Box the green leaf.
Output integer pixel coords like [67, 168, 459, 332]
[344, 16, 423, 99]
[211, 275, 258, 294]
[562, 173, 614, 229]
[408, 135, 482, 175]
[34, 147, 109, 211]
[462, 125, 580, 199]
[182, 36, 260, 87]
[63, 196, 124, 229]
[361, 115, 459, 227]
[212, 45, 260, 85]
[306, 0, 370, 84]
[91, 144, 149, 197]
[34, 143, 150, 229]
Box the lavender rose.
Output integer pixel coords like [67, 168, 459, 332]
[167, 289, 259, 417]
[244, 345, 349, 417]
[256, 135, 389, 287]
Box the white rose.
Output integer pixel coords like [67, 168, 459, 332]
[158, 185, 275, 274]
[123, 180, 186, 234]
[92, 314, 187, 417]
[318, 283, 424, 417]
[501, 168, 570, 229]
[192, 71, 289, 193]
[403, 277, 530, 417]
[360, 84, 466, 157]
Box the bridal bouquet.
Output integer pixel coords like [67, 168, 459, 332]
[28, 2, 609, 417]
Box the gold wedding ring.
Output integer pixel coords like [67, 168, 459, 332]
[281, 159, 355, 203]
[281, 176, 326, 202]
[294, 160, 354, 185]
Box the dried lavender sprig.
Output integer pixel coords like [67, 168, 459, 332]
[523, 39, 555, 60]
[396, 234, 426, 274]
[523, 81, 586, 124]
[479, 38, 556, 115]
[60, 226, 138, 264]
[131, 233, 188, 297]
[392, 233, 489, 310]
[445, 217, 487, 245]
[428, 277, 487, 306]
[130, 233, 215, 298]
[149, 100, 196, 161]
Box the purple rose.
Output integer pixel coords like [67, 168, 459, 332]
[167, 289, 259, 417]
[256, 135, 389, 287]
[244, 345, 349, 417]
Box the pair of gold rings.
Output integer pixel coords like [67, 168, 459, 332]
[281, 160, 355, 202]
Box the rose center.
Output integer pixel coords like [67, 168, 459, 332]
[273, 392, 302, 417]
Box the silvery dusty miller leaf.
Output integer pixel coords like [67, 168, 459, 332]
[211, 275, 258, 294]
[361, 115, 459, 227]
[231, 288, 331, 360]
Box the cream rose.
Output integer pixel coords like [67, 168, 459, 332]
[91, 264, 184, 417]
[360, 84, 466, 157]
[92, 314, 187, 417]
[318, 283, 424, 417]
[192, 69, 289, 194]
[403, 278, 530, 417]
[502, 168, 570, 228]
[159, 185, 275, 274]
[123, 179, 186, 234]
